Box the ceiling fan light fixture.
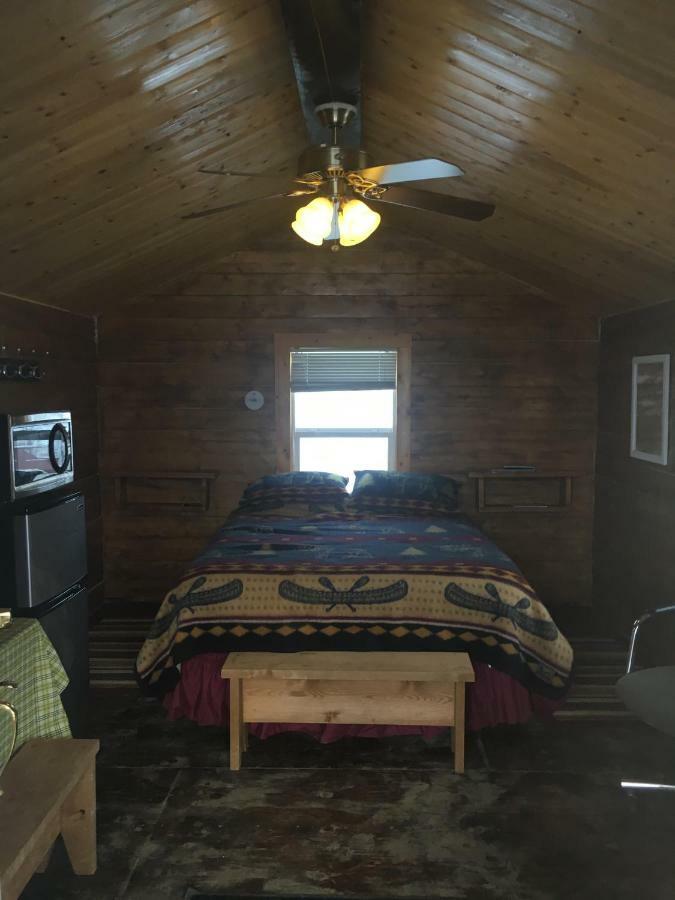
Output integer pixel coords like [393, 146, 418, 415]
[338, 198, 381, 246]
[291, 196, 334, 245]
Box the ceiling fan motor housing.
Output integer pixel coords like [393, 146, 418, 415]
[297, 144, 369, 181]
[315, 101, 358, 130]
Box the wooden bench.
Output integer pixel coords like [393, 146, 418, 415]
[0, 738, 100, 900]
[221, 651, 475, 773]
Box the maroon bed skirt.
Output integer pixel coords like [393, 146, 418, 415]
[163, 653, 560, 740]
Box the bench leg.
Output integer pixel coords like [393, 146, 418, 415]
[230, 678, 243, 771]
[61, 764, 97, 875]
[453, 682, 466, 774]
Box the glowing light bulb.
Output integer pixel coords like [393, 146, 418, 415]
[291, 197, 334, 246]
[338, 199, 381, 246]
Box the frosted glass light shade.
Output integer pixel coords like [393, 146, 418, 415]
[291, 197, 334, 246]
[338, 198, 381, 246]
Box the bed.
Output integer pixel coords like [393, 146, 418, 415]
[136, 472, 573, 739]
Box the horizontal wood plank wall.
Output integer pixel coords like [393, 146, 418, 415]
[594, 300, 675, 637]
[98, 230, 598, 610]
[0, 295, 102, 611]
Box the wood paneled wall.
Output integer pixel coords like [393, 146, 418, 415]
[0, 294, 102, 610]
[594, 300, 675, 637]
[98, 229, 598, 610]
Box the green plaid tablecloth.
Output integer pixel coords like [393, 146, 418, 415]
[0, 617, 71, 763]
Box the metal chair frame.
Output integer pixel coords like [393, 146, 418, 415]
[626, 604, 675, 674]
[620, 606, 675, 794]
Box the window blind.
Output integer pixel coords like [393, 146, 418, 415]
[290, 349, 397, 392]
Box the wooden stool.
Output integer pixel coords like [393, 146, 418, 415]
[221, 651, 475, 773]
[0, 738, 100, 900]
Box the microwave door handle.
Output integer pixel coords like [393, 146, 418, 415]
[48, 423, 70, 474]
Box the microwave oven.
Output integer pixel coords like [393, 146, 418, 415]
[0, 412, 74, 502]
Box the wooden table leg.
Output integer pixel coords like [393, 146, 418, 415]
[453, 681, 466, 774]
[229, 677, 242, 771]
[61, 764, 97, 875]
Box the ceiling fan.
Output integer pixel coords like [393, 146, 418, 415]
[182, 1, 495, 248]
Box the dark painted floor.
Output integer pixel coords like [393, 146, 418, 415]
[22, 689, 675, 900]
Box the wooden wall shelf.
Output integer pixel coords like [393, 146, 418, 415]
[111, 471, 218, 512]
[468, 471, 574, 512]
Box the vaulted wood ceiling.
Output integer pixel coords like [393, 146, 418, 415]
[0, 0, 673, 315]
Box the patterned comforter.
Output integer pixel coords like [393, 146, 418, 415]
[136, 509, 573, 699]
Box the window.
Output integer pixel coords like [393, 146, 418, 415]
[294, 388, 395, 488]
[275, 334, 411, 483]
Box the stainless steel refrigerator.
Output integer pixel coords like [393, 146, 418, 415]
[3, 492, 89, 735]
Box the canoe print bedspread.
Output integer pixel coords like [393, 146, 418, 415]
[136, 510, 573, 699]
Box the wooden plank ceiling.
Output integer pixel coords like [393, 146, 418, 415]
[0, 0, 673, 315]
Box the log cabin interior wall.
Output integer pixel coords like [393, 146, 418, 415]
[0, 1, 673, 631]
[594, 300, 675, 638]
[98, 228, 598, 611]
[0, 294, 102, 611]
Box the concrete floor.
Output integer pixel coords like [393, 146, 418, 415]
[22, 689, 675, 900]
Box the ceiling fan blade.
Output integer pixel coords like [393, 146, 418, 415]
[198, 167, 325, 187]
[354, 158, 464, 186]
[367, 186, 495, 222]
[198, 168, 287, 178]
[182, 190, 309, 220]
[280, 0, 362, 145]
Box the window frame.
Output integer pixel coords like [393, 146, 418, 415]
[274, 333, 412, 474]
[293, 427, 396, 474]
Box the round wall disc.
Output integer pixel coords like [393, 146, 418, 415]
[244, 390, 264, 411]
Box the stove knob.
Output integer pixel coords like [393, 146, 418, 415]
[18, 363, 33, 379]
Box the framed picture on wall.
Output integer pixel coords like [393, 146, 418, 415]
[630, 354, 670, 465]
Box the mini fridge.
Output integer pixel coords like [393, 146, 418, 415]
[6, 492, 89, 735]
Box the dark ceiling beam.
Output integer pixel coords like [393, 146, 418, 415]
[279, 0, 362, 147]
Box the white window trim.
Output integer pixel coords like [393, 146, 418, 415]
[274, 333, 412, 474]
[293, 428, 397, 473]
